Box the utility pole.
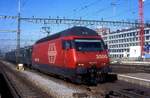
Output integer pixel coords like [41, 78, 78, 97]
[111, 0, 117, 16]
[16, 0, 21, 63]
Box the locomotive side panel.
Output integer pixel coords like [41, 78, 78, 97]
[32, 38, 76, 77]
[32, 38, 62, 66]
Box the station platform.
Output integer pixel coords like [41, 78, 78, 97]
[121, 61, 150, 65]
[111, 59, 150, 65]
[118, 73, 150, 88]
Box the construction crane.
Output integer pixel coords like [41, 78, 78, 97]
[138, 0, 144, 57]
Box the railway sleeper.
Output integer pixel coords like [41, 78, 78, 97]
[105, 88, 149, 98]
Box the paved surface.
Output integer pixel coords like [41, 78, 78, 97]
[118, 73, 150, 88]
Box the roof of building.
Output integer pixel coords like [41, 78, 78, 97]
[110, 27, 150, 34]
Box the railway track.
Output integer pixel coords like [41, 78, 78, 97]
[26, 63, 150, 98]
[0, 61, 51, 98]
[29, 72, 150, 98]
[0, 60, 150, 98]
[105, 89, 149, 98]
[111, 63, 150, 73]
[85, 81, 150, 98]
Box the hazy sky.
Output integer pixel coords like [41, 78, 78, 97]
[0, 0, 150, 51]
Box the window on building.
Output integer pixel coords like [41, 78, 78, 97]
[146, 30, 149, 34]
[127, 39, 129, 42]
[136, 37, 138, 41]
[115, 55, 117, 58]
[124, 39, 127, 42]
[119, 35, 121, 38]
[117, 49, 119, 52]
[123, 34, 125, 37]
[116, 35, 118, 38]
[146, 36, 150, 40]
[132, 43, 134, 46]
[133, 32, 136, 36]
[120, 49, 122, 52]
[130, 33, 132, 36]
[144, 30, 149, 34]
[135, 43, 138, 45]
[136, 32, 139, 35]
[112, 55, 115, 58]
[130, 43, 132, 46]
[116, 40, 118, 43]
[127, 49, 129, 52]
[109, 36, 111, 39]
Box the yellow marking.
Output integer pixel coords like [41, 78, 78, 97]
[96, 54, 107, 59]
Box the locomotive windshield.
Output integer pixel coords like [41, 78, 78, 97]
[74, 39, 106, 51]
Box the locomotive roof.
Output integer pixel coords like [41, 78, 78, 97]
[36, 26, 98, 44]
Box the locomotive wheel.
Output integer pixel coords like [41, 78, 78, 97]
[89, 76, 97, 86]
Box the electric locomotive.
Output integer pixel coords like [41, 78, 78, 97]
[32, 26, 111, 84]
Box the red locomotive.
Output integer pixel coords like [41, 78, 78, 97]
[32, 26, 111, 84]
[5, 26, 112, 84]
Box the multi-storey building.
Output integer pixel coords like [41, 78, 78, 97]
[96, 27, 150, 59]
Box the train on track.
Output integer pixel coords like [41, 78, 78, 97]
[5, 26, 115, 85]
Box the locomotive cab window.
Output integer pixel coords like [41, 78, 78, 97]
[62, 40, 72, 50]
[74, 39, 105, 51]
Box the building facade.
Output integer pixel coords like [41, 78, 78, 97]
[96, 27, 150, 59]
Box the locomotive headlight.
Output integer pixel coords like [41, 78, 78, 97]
[102, 63, 106, 66]
[78, 63, 84, 66]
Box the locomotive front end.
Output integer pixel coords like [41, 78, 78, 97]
[72, 38, 111, 84]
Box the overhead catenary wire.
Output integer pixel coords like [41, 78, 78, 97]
[80, 0, 121, 19]
[105, 1, 150, 20]
[22, 0, 29, 8]
[0, 39, 36, 42]
[71, 0, 102, 18]
[73, 0, 101, 12]
[81, 6, 111, 18]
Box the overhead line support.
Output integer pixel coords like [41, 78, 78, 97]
[21, 17, 145, 27]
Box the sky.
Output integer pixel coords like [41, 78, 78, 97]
[0, 0, 150, 52]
